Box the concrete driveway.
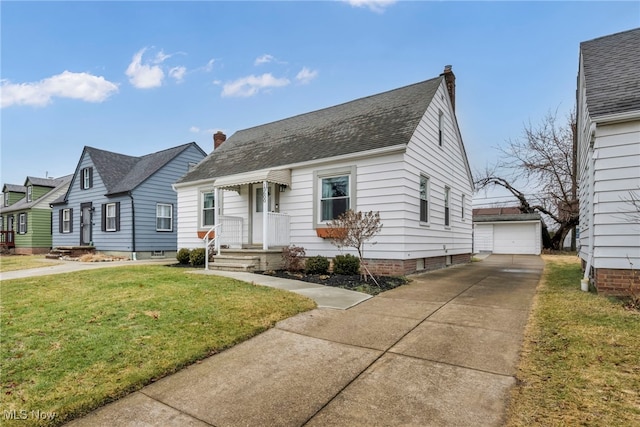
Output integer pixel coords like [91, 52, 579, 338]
[66, 254, 544, 426]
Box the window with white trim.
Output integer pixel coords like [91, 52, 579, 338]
[27, 186, 33, 203]
[18, 213, 27, 234]
[202, 192, 215, 227]
[461, 194, 466, 220]
[438, 110, 444, 146]
[156, 203, 173, 231]
[419, 175, 429, 223]
[81, 167, 93, 189]
[62, 209, 71, 233]
[320, 175, 350, 221]
[105, 203, 117, 231]
[4, 193, 9, 207]
[444, 186, 451, 227]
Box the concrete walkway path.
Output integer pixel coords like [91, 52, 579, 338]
[64, 254, 543, 427]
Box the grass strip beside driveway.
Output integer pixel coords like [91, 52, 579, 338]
[506, 255, 640, 426]
[0, 266, 316, 426]
[0, 255, 62, 273]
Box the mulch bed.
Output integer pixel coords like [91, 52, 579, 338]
[258, 270, 409, 296]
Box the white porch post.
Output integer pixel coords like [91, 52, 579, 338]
[214, 186, 221, 255]
[262, 180, 269, 250]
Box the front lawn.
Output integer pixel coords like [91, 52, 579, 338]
[0, 255, 61, 273]
[506, 255, 640, 425]
[0, 266, 316, 426]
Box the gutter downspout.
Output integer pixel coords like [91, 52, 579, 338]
[129, 191, 136, 260]
[581, 137, 596, 291]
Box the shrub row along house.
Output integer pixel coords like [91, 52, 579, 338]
[576, 28, 640, 294]
[49, 143, 206, 259]
[0, 176, 72, 254]
[174, 66, 475, 275]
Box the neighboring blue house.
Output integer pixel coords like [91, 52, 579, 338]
[51, 142, 206, 259]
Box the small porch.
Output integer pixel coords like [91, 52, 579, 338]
[0, 230, 15, 250]
[203, 171, 292, 271]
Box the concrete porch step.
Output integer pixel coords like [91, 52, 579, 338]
[208, 262, 257, 272]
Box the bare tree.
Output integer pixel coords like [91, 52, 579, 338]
[325, 210, 382, 282]
[475, 109, 579, 250]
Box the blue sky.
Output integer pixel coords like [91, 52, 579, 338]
[1, 1, 638, 206]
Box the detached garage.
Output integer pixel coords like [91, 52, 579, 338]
[473, 208, 542, 255]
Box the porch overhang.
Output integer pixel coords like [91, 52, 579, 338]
[213, 169, 291, 189]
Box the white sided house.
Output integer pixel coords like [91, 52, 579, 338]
[577, 28, 640, 295]
[175, 66, 474, 275]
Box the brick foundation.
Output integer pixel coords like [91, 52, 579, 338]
[362, 253, 471, 276]
[14, 247, 50, 255]
[593, 268, 640, 296]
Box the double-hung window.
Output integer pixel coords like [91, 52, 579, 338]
[156, 203, 173, 231]
[27, 186, 32, 203]
[105, 203, 117, 231]
[81, 167, 93, 189]
[438, 111, 444, 146]
[321, 175, 350, 221]
[62, 209, 71, 233]
[18, 213, 27, 234]
[444, 186, 451, 227]
[4, 193, 9, 207]
[202, 192, 215, 227]
[420, 175, 429, 223]
[461, 194, 466, 220]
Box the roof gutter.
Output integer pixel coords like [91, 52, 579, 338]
[593, 110, 640, 125]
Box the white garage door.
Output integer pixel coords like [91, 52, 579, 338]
[493, 223, 539, 255]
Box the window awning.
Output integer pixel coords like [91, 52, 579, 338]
[213, 169, 291, 189]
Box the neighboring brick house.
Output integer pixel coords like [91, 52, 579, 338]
[576, 28, 640, 295]
[1, 175, 72, 254]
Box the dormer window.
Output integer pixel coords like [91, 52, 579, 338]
[27, 186, 33, 202]
[4, 193, 8, 207]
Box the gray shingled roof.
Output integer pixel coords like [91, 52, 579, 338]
[1, 174, 72, 214]
[2, 184, 26, 193]
[84, 142, 205, 195]
[178, 76, 443, 183]
[581, 28, 640, 118]
[26, 176, 67, 187]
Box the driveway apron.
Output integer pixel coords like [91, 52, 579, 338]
[65, 254, 544, 427]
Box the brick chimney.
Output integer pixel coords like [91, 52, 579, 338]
[440, 65, 456, 112]
[213, 131, 226, 150]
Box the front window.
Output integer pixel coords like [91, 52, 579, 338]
[18, 213, 26, 234]
[106, 203, 116, 231]
[27, 186, 32, 202]
[156, 203, 173, 231]
[62, 209, 71, 233]
[420, 175, 429, 223]
[444, 187, 450, 227]
[321, 175, 350, 221]
[202, 192, 215, 227]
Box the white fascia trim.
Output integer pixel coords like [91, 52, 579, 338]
[173, 178, 216, 190]
[594, 110, 640, 124]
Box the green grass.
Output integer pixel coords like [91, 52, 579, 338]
[0, 255, 61, 272]
[506, 256, 640, 426]
[0, 266, 316, 426]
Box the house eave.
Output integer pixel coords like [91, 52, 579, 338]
[592, 109, 640, 125]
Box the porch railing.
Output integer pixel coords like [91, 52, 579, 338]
[218, 215, 243, 248]
[202, 224, 220, 270]
[267, 212, 290, 247]
[0, 230, 15, 248]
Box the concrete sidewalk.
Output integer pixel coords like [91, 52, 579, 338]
[65, 254, 544, 427]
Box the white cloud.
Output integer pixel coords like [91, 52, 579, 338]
[221, 73, 290, 98]
[125, 48, 166, 89]
[343, 0, 396, 13]
[189, 126, 200, 133]
[204, 59, 215, 72]
[169, 66, 187, 83]
[296, 67, 318, 84]
[255, 54, 275, 66]
[1, 71, 119, 108]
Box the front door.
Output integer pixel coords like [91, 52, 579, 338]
[80, 202, 93, 246]
[252, 184, 274, 244]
